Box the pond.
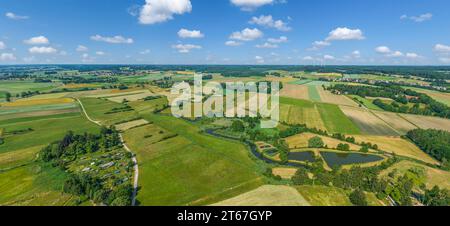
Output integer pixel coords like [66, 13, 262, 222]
[320, 151, 384, 168]
[288, 151, 316, 163]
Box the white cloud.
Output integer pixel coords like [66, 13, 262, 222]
[5, 12, 29, 20]
[24, 36, 50, 45]
[178, 29, 204, 38]
[375, 46, 392, 54]
[326, 27, 365, 41]
[401, 13, 432, 22]
[434, 44, 450, 53]
[96, 51, 105, 56]
[225, 40, 242, 46]
[406, 53, 420, 59]
[310, 40, 331, 50]
[323, 55, 335, 60]
[76, 45, 88, 52]
[302, 56, 314, 61]
[388, 51, 404, 58]
[90, 35, 133, 44]
[140, 49, 151, 54]
[82, 53, 95, 63]
[0, 41, 5, 50]
[255, 55, 265, 63]
[231, 0, 274, 11]
[230, 28, 263, 41]
[267, 36, 288, 43]
[172, 44, 201, 53]
[256, 42, 278, 49]
[352, 50, 361, 58]
[0, 53, 16, 61]
[139, 0, 192, 25]
[29, 46, 58, 54]
[439, 57, 450, 64]
[249, 15, 291, 31]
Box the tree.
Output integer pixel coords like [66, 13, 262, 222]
[337, 143, 350, 151]
[5, 92, 11, 102]
[349, 189, 368, 206]
[292, 168, 312, 185]
[359, 146, 369, 153]
[423, 186, 450, 206]
[231, 120, 245, 132]
[308, 136, 324, 148]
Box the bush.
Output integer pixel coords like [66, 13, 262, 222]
[308, 136, 324, 148]
[349, 189, 368, 206]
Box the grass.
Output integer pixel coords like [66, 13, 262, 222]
[0, 81, 60, 95]
[349, 95, 383, 110]
[0, 163, 76, 206]
[123, 110, 263, 206]
[79, 97, 139, 126]
[212, 185, 310, 206]
[280, 97, 361, 134]
[307, 85, 322, 102]
[0, 113, 99, 154]
[380, 160, 450, 190]
[296, 185, 352, 206]
[317, 103, 361, 134]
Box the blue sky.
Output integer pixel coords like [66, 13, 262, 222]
[1, 0, 450, 65]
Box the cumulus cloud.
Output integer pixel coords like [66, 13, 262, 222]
[139, 0, 192, 25]
[91, 35, 133, 44]
[178, 29, 204, 38]
[439, 57, 450, 64]
[256, 42, 278, 49]
[172, 44, 201, 53]
[28, 46, 58, 54]
[0, 53, 16, 61]
[401, 13, 433, 22]
[0, 41, 5, 50]
[323, 55, 335, 60]
[352, 50, 361, 58]
[434, 44, 450, 53]
[5, 12, 29, 20]
[249, 15, 291, 31]
[230, 28, 263, 41]
[231, 0, 274, 11]
[309, 40, 331, 50]
[76, 45, 88, 52]
[267, 36, 288, 43]
[326, 27, 365, 41]
[375, 46, 392, 54]
[225, 40, 242, 46]
[24, 36, 50, 45]
[96, 51, 105, 56]
[255, 55, 265, 63]
[302, 56, 314, 61]
[406, 53, 420, 59]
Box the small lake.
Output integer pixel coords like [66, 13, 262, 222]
[288, 151, 316, 163]
[320, 151, 384, 168]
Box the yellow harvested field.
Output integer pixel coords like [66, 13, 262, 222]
[108, 92, 155, 103]
[212, 185, 310, 206]
[1, 98, 74, 107]
[372, 111, 417, 134]
[400, 114, 450, 132]
[86, 90, 146, 98]
[340, 106, 398, 136]
[272, 168, 297, 179]
[0, 146, 42, 169]
[115, 119, 149, 131]
[317, 86, 359, 107]
[353, 135, 438, 165]
[63, 83, 98, 89]
[280, 84, 309, 100]
[27, 93, 69, 100]
[285, 132, 361, 150]
[281, 104, 326, 130]
[380, 161, 450, 190]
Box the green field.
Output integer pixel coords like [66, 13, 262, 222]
[0, 81, 60, 95]
[307, 85, 322, 102]
[280, 97, 361, 134]
[349, 95, 383, 110]
[119, 97, 264, 205]
[79, 97, 140, 126]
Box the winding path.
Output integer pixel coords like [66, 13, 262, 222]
[76, 98, 139, 206]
